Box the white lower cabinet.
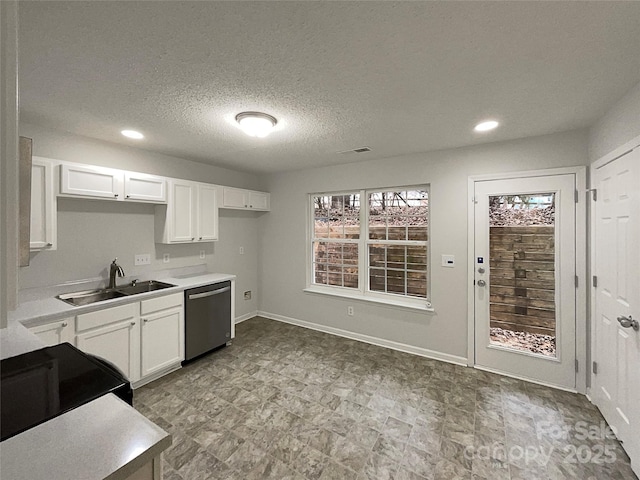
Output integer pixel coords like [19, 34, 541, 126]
[76, 303, 141, 383]
[29, 293, 185, 387]
[28, 317, 74, 346]
[140, 293, 184, 378]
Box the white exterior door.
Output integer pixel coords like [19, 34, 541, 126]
[473, 173, 577, 389]
[591, 146, 640, 475]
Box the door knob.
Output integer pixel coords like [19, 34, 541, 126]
[478, 267, 485, 274]
[477, 280, 486, 287]
[617, 315, 639, 331]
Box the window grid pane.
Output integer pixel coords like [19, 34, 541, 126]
[312, 188, 428, 300]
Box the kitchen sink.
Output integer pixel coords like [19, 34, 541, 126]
[57, 281, 176, 306]
[57, 289, 129, 306]
[115, 280, 175, 296]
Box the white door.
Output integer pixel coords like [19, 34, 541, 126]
[60, 164, 123, 199]
[591, 146, 640, 474]
[141, 308, 183, 377]
[474, 174, 577, 389]
[30, 158, 56, 250]
[197, 184, 219, 241]
[222, 186, 247, 208]
[124, 172, 166, 203]
[170, 181, 196, 242]
[76, 319, 140, 382]
[248, 191, 270, 210]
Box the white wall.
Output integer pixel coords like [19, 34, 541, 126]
[258, 129, 589, 360]
[589, 81, 640, 161]
[18, 123, 265, 318]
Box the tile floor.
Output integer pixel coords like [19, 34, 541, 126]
[134, 317, 637, 480]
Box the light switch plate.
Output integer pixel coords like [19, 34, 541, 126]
[441, 254, 455, 267]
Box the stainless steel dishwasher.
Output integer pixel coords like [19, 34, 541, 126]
[184, 281, 231, 361]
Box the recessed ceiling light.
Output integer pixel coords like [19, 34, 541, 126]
[235, 112, 277, 138]
[121, 129, 144, 139]
[474, 120, 499, 132]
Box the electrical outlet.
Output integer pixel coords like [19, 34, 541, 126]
[199, 250, 206, 259]
[163, 253, 170, 263]
[239, 246, 244, 255]
[347, 306, 354, 316]
[134, 253, 151, 266]
[244, 291, 251, 300]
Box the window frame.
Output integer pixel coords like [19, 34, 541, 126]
[306, 186, 432, 311]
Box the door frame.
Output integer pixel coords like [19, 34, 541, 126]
[588, 133, 640, 398]
[467, 166, 587, 393]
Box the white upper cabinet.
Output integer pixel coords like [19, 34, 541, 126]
[123, 172, 166, 203]
[222, 186, 270, 211]
[60, 163, 124, 199]
[156, 180, 218, 243]
[60, 163, 166, 203]
[197, 183, 219, 241]
[248, 191, 270, 210]
[30, 157, 57, 250]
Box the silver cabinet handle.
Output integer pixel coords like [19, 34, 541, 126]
[143, 318, 148, 323]
[617, 315, 639, 331]
[477, 280, 487, 287]
[199, 237, 203, 240]
[46, 242, 53, 247]
[130, 321, 136, 326]
[188, 286, 230, 300]
[191, 237, 195, 241]
[126, 195, 130, 199]
[62, 322, 68, 327]
[114, 194, 119, 198]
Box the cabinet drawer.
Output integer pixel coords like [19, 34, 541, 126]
[76, 303, 137, 333]
[141, 292, 183, 315]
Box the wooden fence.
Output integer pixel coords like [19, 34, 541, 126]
[489, 226, 556, 336]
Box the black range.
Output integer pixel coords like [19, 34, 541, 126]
[1, 342, 132, 442]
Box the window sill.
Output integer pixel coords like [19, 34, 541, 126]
[303, 287, 435, 313]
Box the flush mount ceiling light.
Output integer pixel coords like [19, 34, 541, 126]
[121, 129, 144, 139]
[235, 112, 277, 138]
[474, 120, 499, 132]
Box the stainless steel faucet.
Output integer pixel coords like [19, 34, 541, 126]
[108, 258, 125, 289]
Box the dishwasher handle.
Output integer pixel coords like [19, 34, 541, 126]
[188, 286, 230, 300]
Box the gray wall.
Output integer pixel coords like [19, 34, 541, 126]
[19, 123, 264, 319]
[258, 129, 589, 359]
[589, 81, 640, 161]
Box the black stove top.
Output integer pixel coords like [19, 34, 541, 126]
[1, 343, 132, 442]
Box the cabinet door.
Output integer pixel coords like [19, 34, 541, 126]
[60, 164, 124, 199]
[30, 158, 56, 250]
[141, 307, 183, 377]
[222, 187, 247, 208]
[197, 184, 219, 241]
[76, 319, 140, 382]
[170, 181, 196, 242]
[248, 191, 270, 211]
[28, 318, 74, 346]
[124, 172, 167, 203]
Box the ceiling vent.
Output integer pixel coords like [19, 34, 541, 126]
[338, 146, 372, 155]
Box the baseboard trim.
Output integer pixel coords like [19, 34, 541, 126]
[473, 365, 578, 394]
[235, 311, 258, 324]
[257, 310, 467, 367]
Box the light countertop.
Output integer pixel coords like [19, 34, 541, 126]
[0, 394, 171, 480]
[10, 272, 236, 328]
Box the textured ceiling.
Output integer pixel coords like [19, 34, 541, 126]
[18, 1, 640, 174]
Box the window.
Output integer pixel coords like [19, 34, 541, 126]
[310, 187, 430, 307]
